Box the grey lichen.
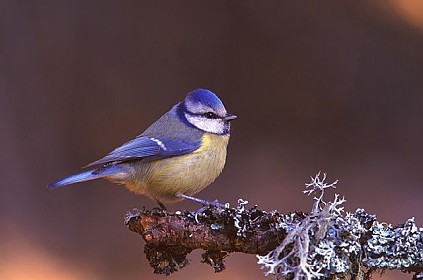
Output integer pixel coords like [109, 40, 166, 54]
[233, 198, 251, 237]
[364, 217, 423, 270]
[257, 173, 423, 280]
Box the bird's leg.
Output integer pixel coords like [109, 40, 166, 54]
[155, 199, 167, 210]
[176, 193, 226, 208]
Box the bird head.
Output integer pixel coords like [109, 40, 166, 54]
[182, 89, 237, 135]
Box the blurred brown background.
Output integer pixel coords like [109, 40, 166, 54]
[1, 1, 422, 279]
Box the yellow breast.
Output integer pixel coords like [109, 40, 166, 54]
[126, 133, 230, 203]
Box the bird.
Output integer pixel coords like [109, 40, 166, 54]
[49, 89, 237, 209]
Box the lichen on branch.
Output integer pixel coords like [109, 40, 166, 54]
[125, 173, 423, 279]
[125, 200, 302, 275]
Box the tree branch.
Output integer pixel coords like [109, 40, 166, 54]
[125, 175, 423, 279]
[125, 203, 303, 274]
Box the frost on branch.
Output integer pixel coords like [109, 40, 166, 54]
[125, 173, 423, 279]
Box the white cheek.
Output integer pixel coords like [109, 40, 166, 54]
[185, 113, 225, 134]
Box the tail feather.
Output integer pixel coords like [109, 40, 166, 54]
[48, 165, 123, 189]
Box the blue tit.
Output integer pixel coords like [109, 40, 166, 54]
[49, 89, 237, 209]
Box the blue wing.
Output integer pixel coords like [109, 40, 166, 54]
[86, 135, 201, 167]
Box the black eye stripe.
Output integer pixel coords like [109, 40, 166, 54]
[203, 112, 219, 119]
[185, 108, 221, 119]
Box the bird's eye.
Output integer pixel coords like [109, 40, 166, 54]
[203, 112, 218, 119]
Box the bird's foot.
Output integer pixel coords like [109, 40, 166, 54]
[176, 193, 228, 208]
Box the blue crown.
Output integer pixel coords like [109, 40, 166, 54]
[185, 89, 224, 110]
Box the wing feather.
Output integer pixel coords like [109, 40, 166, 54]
[87, 137, 160, 166]
[86, 136, 201, 167]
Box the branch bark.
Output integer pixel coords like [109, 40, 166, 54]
[125, 204, 423, 279]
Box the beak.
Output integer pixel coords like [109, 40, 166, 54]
[224, 113, 237, 121]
